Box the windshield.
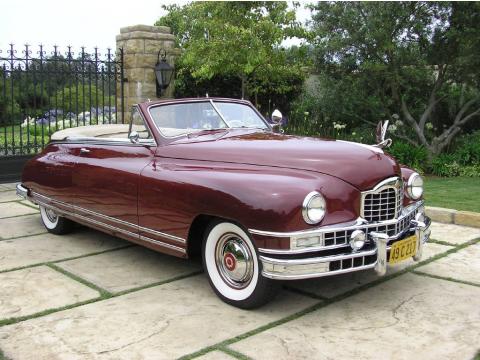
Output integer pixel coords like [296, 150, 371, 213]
[149, 101, 269, 138]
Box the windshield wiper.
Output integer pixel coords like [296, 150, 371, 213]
[231, 126, 268, 131]
[187, 128, 228, 138]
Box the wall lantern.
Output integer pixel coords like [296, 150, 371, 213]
[155, 49, 174, 97]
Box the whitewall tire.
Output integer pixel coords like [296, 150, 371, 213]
[202, 220, 278, 308]
[39, 206, 74, 235]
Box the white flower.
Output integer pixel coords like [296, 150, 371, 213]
[304, 111, 309, 116]
[426, 122, 433, 130]
[395, 120, 403, 126]
[352, 132, 356, 136]
[392, 114, 400, 120]
[21, 116, 35, 128]
[389, 124, 397, 132]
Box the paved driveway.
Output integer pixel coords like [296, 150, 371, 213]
[0, 182, 479, 360]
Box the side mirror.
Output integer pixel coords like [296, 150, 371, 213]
[129, 131, 139, 144]
[271, 110, 283, 133]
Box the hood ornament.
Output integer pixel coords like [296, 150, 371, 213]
[373, 120, 392, 148]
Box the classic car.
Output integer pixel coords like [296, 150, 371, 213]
[16, 98, 431, 309]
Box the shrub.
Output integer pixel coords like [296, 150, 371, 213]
[430, 154, 460, 176]
[453, 131, 480, 166]
[386, 142, 428, 173]
[459, 165, 480, 177]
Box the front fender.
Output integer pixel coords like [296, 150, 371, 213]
[140, 157, 361, 242]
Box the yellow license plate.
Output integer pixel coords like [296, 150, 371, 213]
[389, 235, 417, 264]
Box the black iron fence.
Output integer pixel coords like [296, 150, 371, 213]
[0, 44, 125, 157]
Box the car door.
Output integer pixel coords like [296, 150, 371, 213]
[71, 107, 156, 236]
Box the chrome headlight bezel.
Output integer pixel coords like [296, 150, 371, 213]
[406, 172, 424, 200]
[302, 191, 326, 225]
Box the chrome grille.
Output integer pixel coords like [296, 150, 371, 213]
[361, 178, 403, 222]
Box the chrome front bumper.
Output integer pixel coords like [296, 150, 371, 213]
[258, 205, 431, 280]
[16, 184, 29, 199]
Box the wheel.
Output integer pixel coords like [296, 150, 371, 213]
[202, 220, 278, 309]
[39, 206, 74, 235]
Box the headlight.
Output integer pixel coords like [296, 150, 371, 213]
[407, 172, 424, 200]
[302, 191, 326, 224]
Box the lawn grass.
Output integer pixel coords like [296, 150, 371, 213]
[424, 176, 480, 212]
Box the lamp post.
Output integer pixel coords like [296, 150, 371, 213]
[154, 49, 174, 97]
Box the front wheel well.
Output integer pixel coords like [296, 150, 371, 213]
[187, 215, 253, 258]
[187, 214, 217, 258]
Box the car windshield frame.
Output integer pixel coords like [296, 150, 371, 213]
[147, 100, 271, 139]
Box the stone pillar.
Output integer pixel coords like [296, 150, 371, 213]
[116, 24, 181, 122]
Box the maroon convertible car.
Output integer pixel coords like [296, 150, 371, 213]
[17, 98, 431, 308]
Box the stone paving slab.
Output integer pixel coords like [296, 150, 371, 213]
[0, 214, 46, 239]
[416, 243, 480, 285]
[0, 191, 18, 203]
[289, 242, 451, 299]
[196, 350, 236, 360]
[57, 246, 202, 293]
[230, 273, 480, 360]
[0, 229, 128, 271]
[0, 275, 317, 360]
[0, 202, 38, 219]
[0, 183, 17, 191]
[430, 222, 480, 244]
[20, 200, 39, 209]
[0, 266, 99, 320]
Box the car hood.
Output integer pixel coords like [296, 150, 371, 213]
[159, 130, 401, 191]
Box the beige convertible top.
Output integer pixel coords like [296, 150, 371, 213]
[51, 124, 135, 141]
[51, 124, 214, 140]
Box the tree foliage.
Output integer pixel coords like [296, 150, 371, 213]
[309, 1, 480, 158]
[156, 1, 306, 112]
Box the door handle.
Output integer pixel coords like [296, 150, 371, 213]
[79, 148, 90, 155]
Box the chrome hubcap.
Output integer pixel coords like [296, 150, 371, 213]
[215, 233, 254, 289]
[45, 208, 58, 223]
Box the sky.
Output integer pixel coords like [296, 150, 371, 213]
[0, 0, 310, 57]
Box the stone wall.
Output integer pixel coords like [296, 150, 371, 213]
[116, 24, 181, 122]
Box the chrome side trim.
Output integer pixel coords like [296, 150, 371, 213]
[139, 226, 186, 244]
[31, 191, 187, 253]
[139, 235, 186, 253]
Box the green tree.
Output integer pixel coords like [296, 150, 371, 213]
[156, 1, 306, 103]
[309, 1, 480, 159]
[50, 84, 114, 114]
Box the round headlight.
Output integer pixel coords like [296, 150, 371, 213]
[407, 172, 424, 200]
[302, 191, 326, 224]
